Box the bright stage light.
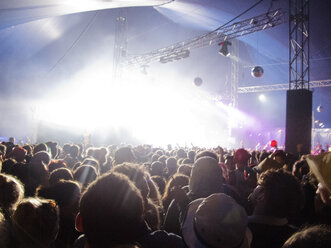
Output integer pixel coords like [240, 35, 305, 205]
[34, 63, 257, 148]
[258, 94, 266, 102]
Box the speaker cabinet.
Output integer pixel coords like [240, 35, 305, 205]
[285, 89, 312, 156]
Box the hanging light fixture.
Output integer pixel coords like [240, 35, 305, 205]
[218, 41, 232, 57]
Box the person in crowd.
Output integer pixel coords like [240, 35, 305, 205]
[0, 173, 24, 219]
[33, 143, 48, 155]
[7, 146, 27, 163]
[176, 149, 187, 160]
[73, 165, 98, 190]
[74, 172, 186, 248]
[187, 150, 196, 164]
[177, 164, 192, 177]
[181, 193, 252, 248]
[150, 161, 165, 177]
[282, 225, 331, 248]
[0, 144, 7, 161]
[248, 169, 304, 248]
[81, 157, 100, 173]
[0, 211, 9, 248]
[113, 147, 136, 165]
[49, 167, 74, 185]
[151, 175, 166, 196]
[162, 173, 189, 211]
[12, 197, 60, 248]
[37, 180, 81, 247]
[48, 159, 68, 172]
[158, 155, 167, 166]
[63, 144, 80, 169]
[165, 157, 178, 178]
[164, 156, 241, 235]
[112, 163, 161, 230]
[254, 150, 286, 174]
[233, 148, 254, 200]
[194, 150, 218, 161]
[46, 141, 59, 159]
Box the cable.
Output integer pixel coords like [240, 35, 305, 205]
[156, 0, 175, 7]
[48, 11, 99, 73]
[215, 0, 265, 32]
[181, 0, 265, 48]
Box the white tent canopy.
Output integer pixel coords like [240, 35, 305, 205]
[0, 0, 170, 29]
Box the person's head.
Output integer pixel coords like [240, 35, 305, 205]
[195, 150, 218, 162]
[158, 155, 167, 166]
[76, 172, 144, 248]
[188, 150, 196, 163]
[182, 193, 251, 248]
[8, 147, 27, 163]
[69, 144, 80, 159]
[12, 197, 59, 248]
[224, 155, 235, 171]
[9, 137, 15, 144]
[150, 161, 165, 177]
[46, 141, 59, 159]
[23, 145, 33, 156]
[112, 163, 149, 199]
[49, 168, 73, 185]
[31, 151, 51, 167]
[282, 225, 331, 248]
[0, 173, 24, 215]
[30, 152, 51, 185]
[48, 160, 67, 173]
[33, 143, 48, 155]
[151, 154, 160, 162]
[37, 180, 81, 220]
[113, 147, 135, 165]
[189, 157, 223, 198]
[82, 157, 100, 172]
[73, 165, 98, 189]
[249, 169, 303, 218]
[234, 149, 250, 170]
[166, 157, 178, 175]
[176, 149, 187, 159]
[177, 164, 192, 177]
[163, 173, 189, 208]
[62, 144, 71, 155]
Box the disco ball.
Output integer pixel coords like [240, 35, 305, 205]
[251, 66, 264, 78]
[194, 77, 203, 86]
[317, 105, 324, 112]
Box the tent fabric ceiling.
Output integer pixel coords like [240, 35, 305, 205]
[0, 0, 171, 29]
[0, 0, 330, 94]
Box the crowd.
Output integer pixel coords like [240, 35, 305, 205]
[0, 137, 330, 248]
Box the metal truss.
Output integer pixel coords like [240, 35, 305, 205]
[289, 0, 310, 90]
[237, 79, 331, 93]
[122, 9, 284, 66]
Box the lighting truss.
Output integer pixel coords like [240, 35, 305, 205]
[122, 9, 284, 66]
[289, 0, 310, 90]
[237, 79, 331, 93]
